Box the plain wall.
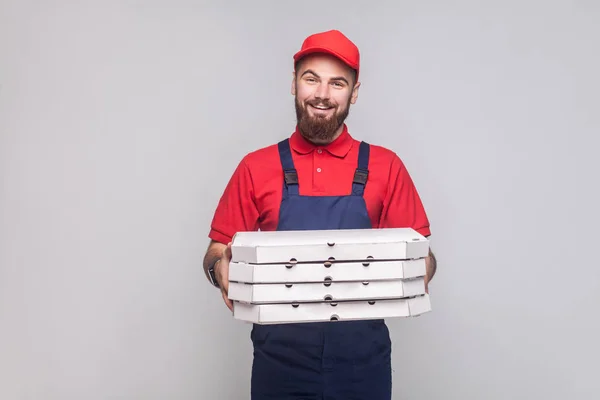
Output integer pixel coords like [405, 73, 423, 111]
[1, 1, 599, 399]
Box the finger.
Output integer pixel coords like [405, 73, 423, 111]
[222, 290, 233, 311]
[222, 278, 229, 293]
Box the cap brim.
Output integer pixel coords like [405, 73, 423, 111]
[293, 46, 359, 71]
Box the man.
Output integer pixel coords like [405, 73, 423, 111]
[203, 29, 436, 400]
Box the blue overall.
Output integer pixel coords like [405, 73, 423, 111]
[250, 139, 392, 400]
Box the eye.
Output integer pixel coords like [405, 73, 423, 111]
[332, 81, 345, 88]
[305, 77, 317, 83]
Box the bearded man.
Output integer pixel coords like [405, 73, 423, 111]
[203, 29, 436, 400]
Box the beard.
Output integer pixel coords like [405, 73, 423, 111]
[295, 95, 351, 143]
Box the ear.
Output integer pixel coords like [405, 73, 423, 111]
[350, 81, 361, 104]
[291, 71, 297, 96]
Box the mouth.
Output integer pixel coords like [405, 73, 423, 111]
[308, 104, 335, 114]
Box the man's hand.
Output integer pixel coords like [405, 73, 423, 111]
[203, 240, 235, 312]
[215, 242, 233, 311]
[424, 248, 437, 293]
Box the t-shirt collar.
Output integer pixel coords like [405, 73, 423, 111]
[289, 124, 353, 158]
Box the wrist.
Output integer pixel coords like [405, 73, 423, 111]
[208, 258, 221, 288]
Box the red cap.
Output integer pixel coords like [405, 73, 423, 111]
[293, 30, 360, 80]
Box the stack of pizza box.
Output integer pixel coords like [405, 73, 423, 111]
[227, 228, 431, 324]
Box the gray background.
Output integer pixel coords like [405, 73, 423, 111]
[1, 1, 599, 399]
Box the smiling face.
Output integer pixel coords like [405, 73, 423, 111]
[292, 53, 360, 144]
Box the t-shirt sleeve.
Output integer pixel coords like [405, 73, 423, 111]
[208, 158, 260, 244]
[379, 155, 431, 237]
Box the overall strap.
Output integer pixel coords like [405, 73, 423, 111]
[352, 141, 370, 196]
[277, 139, 299, 196]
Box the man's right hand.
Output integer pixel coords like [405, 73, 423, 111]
[215, 242, 233, 311]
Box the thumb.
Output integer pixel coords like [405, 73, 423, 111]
[224, 242, 233, 260]
[222, 290, 233, 311]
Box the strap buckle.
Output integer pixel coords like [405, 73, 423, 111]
[284, 169, 298, 185]
[353, 168, 368, 185]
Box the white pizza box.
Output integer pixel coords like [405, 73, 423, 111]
[228, 258, 426, 284]
[233, 294, 431, 325]
[231, 228, 429, 264]
[228, 277, 425, 304]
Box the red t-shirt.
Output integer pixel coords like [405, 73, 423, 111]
[209, 125, 431, 244]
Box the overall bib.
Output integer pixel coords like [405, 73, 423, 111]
[250, 139, 392, 400]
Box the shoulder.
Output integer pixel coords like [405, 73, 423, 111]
[239, 142, 280, 167]
[362, 141, 407, 174]
[366, 142, 400, 161]
[230, 141, 283, 183]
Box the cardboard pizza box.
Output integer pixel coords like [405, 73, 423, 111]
[228, 277, 426, 304]
[231, 228, 429, 264]
[232, 294, 431, 324]
[228, 258, 426, 284]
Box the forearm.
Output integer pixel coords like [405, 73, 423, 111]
[203, 240, 227, 282]
[425, 248, 437, 281]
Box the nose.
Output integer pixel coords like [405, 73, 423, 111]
[314, 81, 331, 100]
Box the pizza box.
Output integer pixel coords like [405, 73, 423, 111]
[232, 294, 431, 324]
[231, 228, 429, 264]
[228, 258, 426, 284]
[228, 277, 425, 304]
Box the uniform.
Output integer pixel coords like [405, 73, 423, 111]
[209, 127, 430, 400]
[208, 29, 431, 400]
[209, 126, 430, 244]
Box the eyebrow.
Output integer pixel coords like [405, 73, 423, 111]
[301, 69, 350, 85]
